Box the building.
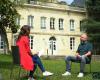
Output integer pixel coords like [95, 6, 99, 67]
[0, 0, 86, 56]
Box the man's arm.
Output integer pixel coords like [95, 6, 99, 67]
[84, 43, 93, 57]
[84, 51, 92, 57]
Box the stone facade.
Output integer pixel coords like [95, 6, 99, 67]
[0, 2, 86, 56]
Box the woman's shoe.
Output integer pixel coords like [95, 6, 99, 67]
[43, 71, 53, 76]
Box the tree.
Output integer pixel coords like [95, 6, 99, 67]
[82, 0, 100, 54]
[0, 0, 19, 53]
[58, 1, 67, 5]
[86, 0, 100, 21]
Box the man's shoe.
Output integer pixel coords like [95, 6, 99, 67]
[77, 73, 84, 77]
[62, 71, 71, 76]
[43, 71, 53, 76]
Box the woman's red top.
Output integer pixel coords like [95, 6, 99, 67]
[16, 36, 34, 71]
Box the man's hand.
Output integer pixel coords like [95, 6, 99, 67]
[76, 53, 81, 58]
[81, 55, 86, 58]
[77, 54, 82, 58]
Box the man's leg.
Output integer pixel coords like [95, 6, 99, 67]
[77, 55, 86, 77]
[62, 55, 77, 76]
[80, 55, 86, 73]
[65, 56, 77, 72]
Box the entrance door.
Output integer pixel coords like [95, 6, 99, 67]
[49, 36, 56, 55]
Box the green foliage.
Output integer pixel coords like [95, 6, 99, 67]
[82, 19, 100, 34]
[0, 0, 20, 52]
[0, 0, 19, 33]
[86, 0, 100, 21]
[83, 0, 100, 39]
[82, 0, 100, 54]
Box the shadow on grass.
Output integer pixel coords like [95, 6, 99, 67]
[0, 61, 12, 69]
[20, 75, 52, 80]
[92, 72, 100, 80]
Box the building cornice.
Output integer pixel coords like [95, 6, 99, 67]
[18, 2, 86, 13]
[29, 31, 82, 36]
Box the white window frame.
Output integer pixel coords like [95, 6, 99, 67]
[70, 19, 75, 31]
[70, 37, 75, 50]
[49, 40, 56, 50]
[0, 35, 4, 49]
[13, 35, 33, 49]
[41, 17, 46, 29]
[30, 35, 33, 49]
[28, 15, 34, 28]
[50, 18, 55, 29]
[16, 16, 20, 25]
[13, 35, 34, 49]
[59, 18, 64, 30]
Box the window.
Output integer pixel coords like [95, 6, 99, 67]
[80, 21, 84, 32]
[0, 35, 4, 49]
[49, 36, 56, 50]
[49, 41, 56, 50]
[41, 17, 46, 29]
[49, 36, 56, 55]
[70, 37, 75, 50]
[16, 16, 20, 25]
[50, 18, 55, 29]
[13, 35, 33, 49]
[28, 15, 34, 28]
[30, 36, 33, 49]
[70, 19, 75, 31]
[53, 41, 56, 50]
[59, 18, 64, 30]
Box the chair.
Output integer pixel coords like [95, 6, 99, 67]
[10, 46, 22, 80]
[71, 55, 92, 73]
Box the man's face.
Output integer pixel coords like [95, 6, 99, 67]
[80, 34, 88, 42]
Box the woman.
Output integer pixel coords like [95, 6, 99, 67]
[16, 25, 34, 71]
[16, 25, 53, 80]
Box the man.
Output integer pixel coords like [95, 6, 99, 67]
[62, 34, 93, 77]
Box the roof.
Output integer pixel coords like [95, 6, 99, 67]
[71, 0, 85, 8]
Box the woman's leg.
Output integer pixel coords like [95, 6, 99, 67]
[32, 55, 45, 72]
[29, 55, 53, 77]
[29, 63, 37, 77]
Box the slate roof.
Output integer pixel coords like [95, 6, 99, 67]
[71, 0, 85, 8]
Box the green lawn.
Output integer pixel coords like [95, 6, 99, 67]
[0, 54, 100, 80]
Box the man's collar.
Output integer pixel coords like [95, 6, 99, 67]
[81, 41, 88, 45]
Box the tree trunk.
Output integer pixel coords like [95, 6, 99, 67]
[1, 25, 9, 54]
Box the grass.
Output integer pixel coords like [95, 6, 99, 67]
[0, 54, 100, 80]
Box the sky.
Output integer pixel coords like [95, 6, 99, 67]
[58, 0, 74, 4]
